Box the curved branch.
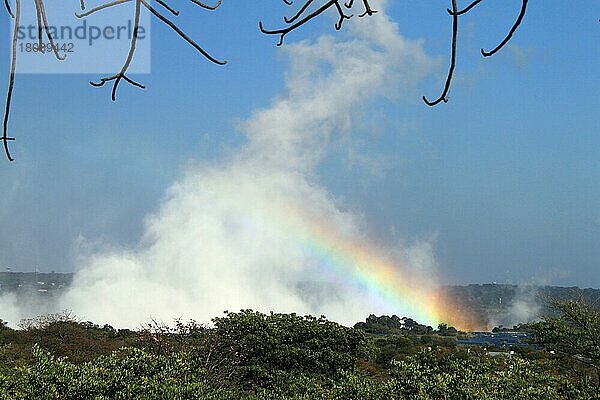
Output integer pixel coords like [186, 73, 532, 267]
[189, 0, 221, 10]
[423, 0, 458, 106]
[4, 0, 13, 18]
[155, 0, 179, 16]
[447, 0, 482, 16]
[90, 0, 143, 101]
[3, 0, 19, 161]
[37, 0, 68, 60]
[141, 0, 227, 65]
[334, 0, 352, 30]
[357, 0, 376, 17]
[34, 0, 43, 48]
[75, 0, 131, 18]
[284, 0, 315, 23]
[481, 0, 528, 57]
[260, 0, 339, 46]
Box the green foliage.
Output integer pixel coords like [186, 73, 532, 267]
[533, 297, 600, 388]
[212, 310, 368, 389]
[1, 344, 237, 400]
[354, 314, 434, 336]
[0, 309, 597, 399]
[388, 350, 594, 400]
[533, 298, 600, 364]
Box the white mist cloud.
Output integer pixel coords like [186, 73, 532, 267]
[1, 3, 437, 327]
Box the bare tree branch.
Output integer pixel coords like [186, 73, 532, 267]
[481, 0, 528, 57]
[0, 0, 538, 160]
[284, 0, 315, 24]
[189, 0, 221, 11]
[75, 0, 130, 18]
[447, 0, 482, 16]
[3, 0, 13, 17]
[262, 0, 376, 46]
[155, 0, 179, 16]
[34, 0, 43, 48]
[90, 0, 144, 101]
[141, 0, 227, 65]
[2, 0, 19, 161]
[357, 0, 376, 17]
[423, 0, 458, 106]
[37, 0, 68, 60]
[260, 0, 350, 46]
[333, 0, 352, 30]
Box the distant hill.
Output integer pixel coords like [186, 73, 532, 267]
[2, 273, 598, 328]
[0, 272, 72, 294]
[444, 284, 600, 328]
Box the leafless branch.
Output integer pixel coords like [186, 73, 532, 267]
[260, 0, 362, 46]
[284, 0, 315, 24]
[189, 0, 221, 11]
[90, 0, 144, 101]
[37, 0, 68, 60]
[333, 0, 352, 30]
[156, 0, 179, 16]
[87, 0, 226, 101]
[423, 0, 458, 106]
[2, 0, 19, 161]
[3, 0, 13, 18]
[447, 0, 482, 16]
[75, 0, 130, 18]
[344, 0, 375, 17]
[1, 0, 537, 160]
[33, 0, 43, 50]
[481, 0, 528, 57]
[141, 0, 227, 65]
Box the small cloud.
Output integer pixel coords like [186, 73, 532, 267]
[345, 148, 391, 179]
[508, 44, 534, 70]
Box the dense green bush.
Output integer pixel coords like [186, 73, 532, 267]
[0, 309, 597, 399]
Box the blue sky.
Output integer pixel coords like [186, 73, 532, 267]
[0, 0, 599, 286]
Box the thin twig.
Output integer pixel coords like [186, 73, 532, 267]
[3, 0, 19, 161]
[260, 0, 340, 46]
[34, 0, 43, 48]
[333, 0, 352, 30]
[4, 0, 14, 17]
[75, 0, 131, 18]
[481, 0, 528, 57]
[156, 0, 179, 16]
[37, 0, 67, 60]
[357, 0, 376, 17]
[284, 0, 315, 23]
[141, 0, 227, 65]
[447, 0, 482, 16]
[189, 0, 221, 10]
[423, 0, 458, 106]
[90, 0, 144, 100]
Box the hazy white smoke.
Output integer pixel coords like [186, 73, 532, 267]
[2, 4, 436, 327]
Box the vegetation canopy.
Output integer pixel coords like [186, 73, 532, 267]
[0, 301, 598, 399]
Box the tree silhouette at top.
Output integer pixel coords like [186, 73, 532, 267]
[2, 0, 530, 160]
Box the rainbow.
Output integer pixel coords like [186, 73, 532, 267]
[208, 180, 479, 330]
[264, 199, 479, 331]
[298, 221, 477, 331]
